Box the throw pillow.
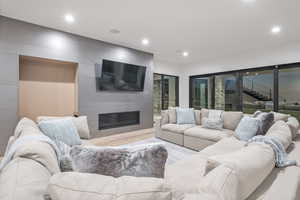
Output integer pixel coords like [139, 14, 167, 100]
[253, 111, 274, 135]
[202, 117, 223, 130]
[176, 108, 196, 124]
[39, 118, 82, 146]
[70, 143, 168, 178]
[235, 116, 261, 141]
[168, 107, 177, 124]
[37, 116, 90, 139]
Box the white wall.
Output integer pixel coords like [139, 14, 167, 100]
[180, 41, 300, 107]
[153, 59, 186, 106]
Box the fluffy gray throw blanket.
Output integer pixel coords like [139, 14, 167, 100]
[69, 143, 168, 178]
[246, 135, 297, 168]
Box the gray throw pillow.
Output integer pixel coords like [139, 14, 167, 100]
[253, 111, 274, 135]
[202, 117, 223, 130]
[70, 143, 168, 178]
[235, 116, 261, 141]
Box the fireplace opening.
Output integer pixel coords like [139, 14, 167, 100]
[98, 111, 140, 130]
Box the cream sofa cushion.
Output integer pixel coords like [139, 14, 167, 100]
[0, 157, 51, 200]
[222, 111, 243, 131]
[210, 143, 275, 200]
[13, 139, 60, 174]
[161, 124, 195, 134]
[194, 110, 201, 125]
[200, 137, 245, 157]
[47, 172, 172, 200]
[160, 110, 169, 126]
[266, 120, 292, 150]
[271, 112, 290, 122]
[37, 116, 90, 139]
[165, 155, 219, 200]
[184, 126, 233, 142]
[14, 117, 39, 138]
[200, 108, 209, 124]
[198, 164, 239, 200]
[286, 117, 299, 140]
[168, 107, 177, 124]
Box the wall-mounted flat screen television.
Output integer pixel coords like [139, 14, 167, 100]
[97, 60, 146, 91]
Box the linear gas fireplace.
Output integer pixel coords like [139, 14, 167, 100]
[98, 111, 140, 130]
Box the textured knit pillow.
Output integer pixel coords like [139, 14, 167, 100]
[176, 108, 196, 124]
[253, 111, 274, 135]
[39, 118, 82, 146]
[235, 116, 261, 141]
[70, 143, 168, 178]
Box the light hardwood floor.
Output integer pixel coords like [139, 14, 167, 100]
[88, 128, 155, 146]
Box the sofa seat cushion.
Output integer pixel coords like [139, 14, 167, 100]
[184, 126, 234, 142]
[161, 124, 195, 134]
[48, 172, 172, 200]
[0, 157, 51, 200]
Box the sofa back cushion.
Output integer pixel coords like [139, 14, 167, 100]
[48, 172, 172, 200]
[168, 107, 177, 124]
[38, 118, 82, 146]
[266, 120, 292, 150]
[194, 110, 201, 125]
[176, 108, 196, 125]
[234, 116, 261, 141]
[286, 117, 299, 140]
[37, 116, 91, 139]
[0, 157, 52, 200]
[14, 117, 39, 138]
[160, 110, 169, 126]
[209, 143, 275, 200]
[271, 112, 290, 122]
[201, 108, 210, 124]
[222, 112, 243, 131]
[198, 164, 239, 200]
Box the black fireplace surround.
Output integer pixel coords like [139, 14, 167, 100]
[98, 111, 140, 130]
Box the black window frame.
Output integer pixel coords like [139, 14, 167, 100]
[189, 62, 300, 112]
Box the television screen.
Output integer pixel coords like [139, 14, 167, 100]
[97, 60, 146, 91]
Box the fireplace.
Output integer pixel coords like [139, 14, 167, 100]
[98, 111, 140, 130]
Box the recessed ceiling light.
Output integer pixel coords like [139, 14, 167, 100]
[271, 26, 281, 34]
[242, 0, 256, 3]
[110, 29, 121, 34]
[65, 14, 75, 23]
[142, 38, 149, 46]
[182, 51, 189, 57]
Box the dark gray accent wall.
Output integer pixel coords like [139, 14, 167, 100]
[0, 16, 154, 153]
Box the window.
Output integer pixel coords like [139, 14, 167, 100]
[190, 62, 300, 120]
[242, 70, 274, 114]
[278, 66, 300, 121]
[153, 73, 179, 117]
[190, 77, 213, 109]
[215, 73, 240, 111]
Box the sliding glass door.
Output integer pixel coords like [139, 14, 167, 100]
[242, 70, 274, 114]
[189, 63, 300, 120]
[191, 77, 213, 109]
[278, 66, 300, 120]
[215, 73, 240, 111]
[153, 73, 179, 117]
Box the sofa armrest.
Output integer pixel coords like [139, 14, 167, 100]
[48, 172, 172, 200]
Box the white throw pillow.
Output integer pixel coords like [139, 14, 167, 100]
[37, 116, 90, 139]
[176, 108, 196, 124]
[235, 116, 261, 141]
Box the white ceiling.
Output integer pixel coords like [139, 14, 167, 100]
[1, 0, 300, 65]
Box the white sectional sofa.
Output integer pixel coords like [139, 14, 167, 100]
[0, 111, 300, 200]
